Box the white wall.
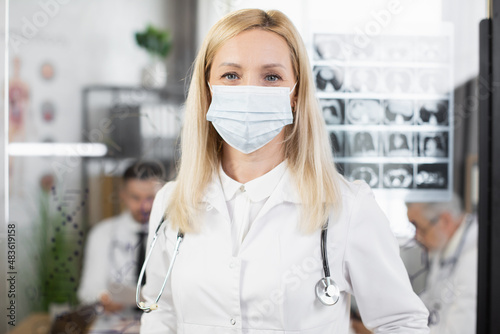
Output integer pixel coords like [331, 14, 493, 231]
[9, 0, 170, 143]
[197, 0, 442, 50]
[443, 0, 486, 86]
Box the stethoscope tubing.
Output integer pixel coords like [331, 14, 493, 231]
[136, 217, 184, 312]
[316, 219, 340, 306]
[320, 227, 331, 278]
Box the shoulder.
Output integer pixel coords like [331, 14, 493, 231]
[335, 175, 392, 238]
[463, 217, 479, 253]
[85, 215, 119, 244]
[455, 219, 478, 274]
[336, 175, 376, 210]
[90, 215, 120, 234]
[149, 181, 177, 230]
[153, 181, 177, 210]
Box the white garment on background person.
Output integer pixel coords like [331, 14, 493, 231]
[419, 215, 478, 334]
[78, 211, 146, 306]
[140, 161, 429, 333]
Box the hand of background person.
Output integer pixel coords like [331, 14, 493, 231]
[351, 318, 373, 334]
[99, 292, 124, 313]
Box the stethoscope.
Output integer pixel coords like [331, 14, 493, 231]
[135, 217, 183, 313]
[136, 217, 340, 312]
[315, 220, 341, 306]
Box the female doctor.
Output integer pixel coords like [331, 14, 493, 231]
[140, 8, 429, 334]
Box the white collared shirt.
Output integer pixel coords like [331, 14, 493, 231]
[219, 161, 288, 255]
[78, 211, 146, 305]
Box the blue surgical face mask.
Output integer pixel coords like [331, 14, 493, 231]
[206, 83, 297, 154]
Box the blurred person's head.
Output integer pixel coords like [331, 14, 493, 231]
[406, 194, 464, 252]
[121, 161, 165, 223]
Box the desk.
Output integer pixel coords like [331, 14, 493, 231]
[8, 313, 51, 334]
[9, 310, 140, 334]
[87, 311, 140, 333]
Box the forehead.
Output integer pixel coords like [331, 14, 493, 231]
[407, 204, 428, 225]
[212, 29, 291, 66]
[123, 179, 158, 193]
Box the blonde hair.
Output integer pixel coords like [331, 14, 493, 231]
[167, 8, 342, 233]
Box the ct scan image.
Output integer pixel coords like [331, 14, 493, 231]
[347, 131, 380, 157]
[382, 68, 413, 94]
[418, 132, 448, 158]
[384, 100, 414, 125]
[345, 163, 379, 188]
[329, 131, 344, 157]
[320, 99, 344, 125]
[379, 36, 415, 62]
[313, 65, 344, 92]
[382, 164, 414, 189]
[416, 69, 450, 95]
[347, 68, 380, 93]
[313, 34, 346, 61]
[416, 164, 448, 189]
[346, 99, 384, 125]
[415, 36, 451, 62]
[384, 132, 414, 157]
[417, 100, 449, 125]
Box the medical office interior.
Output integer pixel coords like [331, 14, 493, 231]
[0, 0, 491, 333]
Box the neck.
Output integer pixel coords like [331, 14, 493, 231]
[448, 214, 466, 238]
[221, 133, 285, 183]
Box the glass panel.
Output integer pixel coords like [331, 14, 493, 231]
[4, 1, 185, 333]
[2, 0, 486, 333]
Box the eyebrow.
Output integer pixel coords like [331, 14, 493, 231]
[219, 62, 242, 68]
[218, 62, 286, 69]
[262, 63, 286, 69]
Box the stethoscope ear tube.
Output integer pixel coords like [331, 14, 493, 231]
[320, 228, 330, 278]
[136, 217, 184, 312]
[315, 219, 340, 306]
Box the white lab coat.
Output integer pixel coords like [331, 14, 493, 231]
[419, 216, 478, 334]
[78, 212, 145, 306]
[140, 169, 429, 333]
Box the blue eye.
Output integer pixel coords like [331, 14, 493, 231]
[222, 73, 239, 80]
[265, 74, 281, 82]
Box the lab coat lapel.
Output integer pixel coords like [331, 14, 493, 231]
[252, 169, 301, 224]
[202, 174, 231, 224]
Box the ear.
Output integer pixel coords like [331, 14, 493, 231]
[119, 183, 127, 202]
[440, 212, 454, 231]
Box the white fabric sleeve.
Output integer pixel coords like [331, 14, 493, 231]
[344, 182, 430, 333]
[140, 183, 177, 334]
[429, 248, 477, 334]
[77, 223, 111, 304]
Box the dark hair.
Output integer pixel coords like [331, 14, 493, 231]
[123, 161, 165, 182]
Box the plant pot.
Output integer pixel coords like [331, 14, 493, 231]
[142, 58, 167, 88]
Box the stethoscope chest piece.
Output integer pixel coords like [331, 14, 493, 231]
[315, 277, 340, 306]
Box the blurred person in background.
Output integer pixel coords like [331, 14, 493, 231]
[77, 161, 164, 313]
[350, 194, 477, 334]
[406, 194, 477, 334]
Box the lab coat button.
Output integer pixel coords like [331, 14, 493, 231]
[230, 318, 236, 325]
[239, 185, 246, 192]
[229, 261, 237, 269]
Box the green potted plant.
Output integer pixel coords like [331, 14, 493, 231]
[135, 24, 173, 88]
